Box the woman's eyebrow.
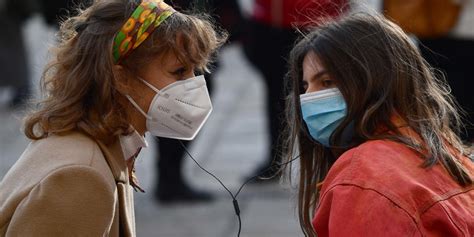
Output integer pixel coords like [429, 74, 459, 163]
[311, 70, 328, 81]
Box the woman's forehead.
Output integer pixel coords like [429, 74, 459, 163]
[154, 50, 188, 68]
[302, 51, 325, 80]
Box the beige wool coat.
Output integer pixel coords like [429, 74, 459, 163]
[0, 132, 136, 236]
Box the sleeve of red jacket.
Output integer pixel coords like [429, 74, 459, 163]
[313, 184, 422, 237]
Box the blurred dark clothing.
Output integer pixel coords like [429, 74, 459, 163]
[242, 0, 348, 179]
[420, 37, 474, 141]
[40, 0, 69, 26]
[253, 0, 347, 29]
[0, 0, 36, 106]
[173, 0, 243, 42]
[39, 0, 92, 27]
[155, 0, 240, 202]
[0, 14, 29, 88]
[242, 20, 297, 177]
[2, 0, 37, 23]
[382, 0, 474, 141]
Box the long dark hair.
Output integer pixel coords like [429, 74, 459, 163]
[283, 13, 472, 236]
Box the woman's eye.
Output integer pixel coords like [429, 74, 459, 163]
[301, 81, 308, 92]
[322, 79, 334, 88]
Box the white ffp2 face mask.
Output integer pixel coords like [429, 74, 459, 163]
[126, 75, 212, 140]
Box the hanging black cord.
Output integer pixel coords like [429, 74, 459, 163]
[234, 155, 301, 198]
[178, 141, 301, 237]
[178, 141, 236, 199]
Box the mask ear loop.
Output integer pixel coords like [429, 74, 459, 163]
[125, 78, 161, 120]
[125, 95, 152, 120]
[138, 77, 161, 94]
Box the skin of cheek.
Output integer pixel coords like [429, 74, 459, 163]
[123, 50, 194, 135]
[121, 55, 177, 134]
[132, 53, 180, 113]
[120, 74, 157, 135]
[123, 51, 195, 134]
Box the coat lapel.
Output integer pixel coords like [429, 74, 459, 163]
[96, 139, 127, 183]
[96, 139, 136, 237]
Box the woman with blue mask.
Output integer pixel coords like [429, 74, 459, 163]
[282, 13, 474, 237]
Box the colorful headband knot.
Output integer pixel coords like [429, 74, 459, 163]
[112, 0, 176, 64]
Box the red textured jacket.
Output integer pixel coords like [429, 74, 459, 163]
[253, 0, 348, 28]
[313, 137, 474, 236]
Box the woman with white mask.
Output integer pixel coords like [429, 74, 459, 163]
[0, 0, 226, 236]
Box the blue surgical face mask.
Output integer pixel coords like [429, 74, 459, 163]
[300, 88, 347, 147]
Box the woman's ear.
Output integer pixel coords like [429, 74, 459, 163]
[113, 64, 132, 95]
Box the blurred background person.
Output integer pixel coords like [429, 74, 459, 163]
[241, 0, 348, 182]
[384, 0, 474, 144]
[419, 0, 474, 144]
[153, 0, 244, 203]
[0, 0, 37, 108]
[39, 0, 92, 28]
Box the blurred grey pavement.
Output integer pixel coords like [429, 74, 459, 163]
[0, 15, 302, 237]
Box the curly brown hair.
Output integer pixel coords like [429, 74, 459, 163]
[23, 0, 226, 144]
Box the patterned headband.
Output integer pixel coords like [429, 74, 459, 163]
[112, 0, 176, 64]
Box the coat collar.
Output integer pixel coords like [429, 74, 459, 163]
[119, 129, 148, 161]
[96, 137, 129, 184]
[95, 136, 136, 236]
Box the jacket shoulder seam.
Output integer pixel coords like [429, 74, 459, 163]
[320, 183, 423, 235]
[435, 199, 466, 236]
